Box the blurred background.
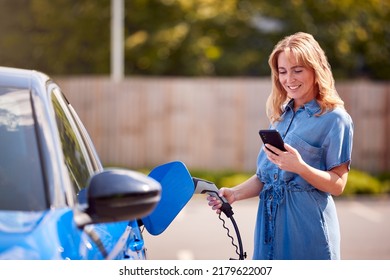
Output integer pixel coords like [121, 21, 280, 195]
[0, 0, 389, 258]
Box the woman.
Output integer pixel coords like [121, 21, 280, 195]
[208, 32, 354, 260]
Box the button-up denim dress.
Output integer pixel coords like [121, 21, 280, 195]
[254, 99, 353, 260]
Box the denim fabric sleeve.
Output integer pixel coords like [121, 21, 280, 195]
[323, 108, 354, 171]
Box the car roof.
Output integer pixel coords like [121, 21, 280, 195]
[0, 66, 51, 89]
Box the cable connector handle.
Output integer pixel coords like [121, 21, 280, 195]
[193, 177, 234, 218]
[219, 200, 234, 218]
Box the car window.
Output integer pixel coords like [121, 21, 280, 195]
[66, 102, 102, 172]
[0, 88, 46, 211]
[51, 89, 93, 193]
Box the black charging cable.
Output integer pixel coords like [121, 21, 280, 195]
[206, 190, 246, 260]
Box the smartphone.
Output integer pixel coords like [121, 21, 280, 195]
[259, 129, 287, 155]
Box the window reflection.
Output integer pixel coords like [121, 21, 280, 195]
[51, 91, 90, 193]
[0, 88, 46, 211]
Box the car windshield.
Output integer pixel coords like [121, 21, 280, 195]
[0, 88, 46, 211]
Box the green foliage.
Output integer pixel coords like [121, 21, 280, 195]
[377, 172, 390, 194]
[190, 169, 253, 188]
[0, 0, 388, 79]
[252, 0, 390, 80]
[189, 168, 387, 197]
[343, 169, 383, 196]
[219, 173, 253, 188]
[0, 0, 111, 75]
[126, 164, 388, 196]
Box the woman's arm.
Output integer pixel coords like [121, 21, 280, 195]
[208, 174, 263, 212]
[265, 143, 349, 196]
[296, 161, 349, 196]
[228, 174, 264, 203]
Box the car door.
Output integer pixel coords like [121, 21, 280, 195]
[49, 85, 146, 260]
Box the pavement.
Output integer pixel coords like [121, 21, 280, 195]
[142, 195, 390, 260]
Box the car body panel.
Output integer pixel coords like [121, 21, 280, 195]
[0, 209, 145, 260]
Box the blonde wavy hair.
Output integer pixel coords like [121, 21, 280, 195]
[266, 32, 345, 124]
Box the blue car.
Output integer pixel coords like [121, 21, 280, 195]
[0, 66, 166, 260]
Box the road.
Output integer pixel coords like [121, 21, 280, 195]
[142, 195, 390, 260]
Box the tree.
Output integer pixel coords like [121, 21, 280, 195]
[0, 0, 388, 79]
[0, 0, 111, 74]
[124, 0, 390, 79]
[252, 0, 390, 80]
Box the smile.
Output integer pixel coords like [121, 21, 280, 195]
[287, 85, 301, 90]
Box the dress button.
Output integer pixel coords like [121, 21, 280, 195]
[274, 173, 278, 180]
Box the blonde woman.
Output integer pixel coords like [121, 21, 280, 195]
[208, 32, 354, 259]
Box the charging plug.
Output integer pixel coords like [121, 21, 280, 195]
[193, 177, 234, 218]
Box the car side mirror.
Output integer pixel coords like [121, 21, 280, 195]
[75, 169, 161, 227]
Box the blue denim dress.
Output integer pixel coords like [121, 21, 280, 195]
[253, 99, 353, 260]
